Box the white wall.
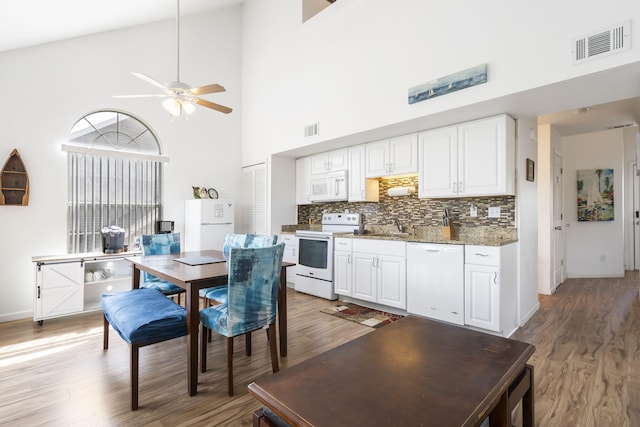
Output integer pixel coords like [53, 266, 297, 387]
[0, 7, 243, 321]
[516, 118, 540, 324]
[241, 0, 640, 164]
[563, 129, 625, 278]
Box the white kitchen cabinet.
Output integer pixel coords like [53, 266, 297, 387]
[347, 145, 379, 202]
[464, 243, 517, 337]
[334, 237, 353, 296]
[419, 114, 515, 198]
[406, 243, 464, 325]
[366, 134, 418, 178]
[279, 234, 298, 288]
[295, 156, 312, 205]
[310, 148, 348, 174]
[33, 252, 138, 324]
[348, 239, 407, 309]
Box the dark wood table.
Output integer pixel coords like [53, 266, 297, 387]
[128, 249, 293, 396]
[249, 316, 535, 427]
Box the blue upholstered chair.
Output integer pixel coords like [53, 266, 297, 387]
[199, 243, 285, 396]
[141, 233, 185, 303]
[200, 233, 278, 305]
[102, 288, 187, 410]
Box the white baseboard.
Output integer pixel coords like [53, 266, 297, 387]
[0, 310, 32, 324]
[520, 301, 540, 327]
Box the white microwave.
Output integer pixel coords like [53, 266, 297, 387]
[309, 170, 348, 202]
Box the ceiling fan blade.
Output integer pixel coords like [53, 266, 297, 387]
[193, 98, 233, 114]
[131, 72, 169, 91]
[113, 94, 169, 98]
[189, 83, 226, 96]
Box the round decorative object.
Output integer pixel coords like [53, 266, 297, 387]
[199, 187, 209, 199]
[208, 188, 219, 199]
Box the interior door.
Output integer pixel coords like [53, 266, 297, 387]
[634, 163, 640, 269]
[552, 152, 566, 291]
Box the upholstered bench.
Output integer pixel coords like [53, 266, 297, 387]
[102, 288, 187, 410]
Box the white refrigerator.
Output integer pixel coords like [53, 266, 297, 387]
[184, 199, 235, 251]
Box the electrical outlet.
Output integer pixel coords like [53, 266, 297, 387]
[470, 204, 477, 217]
[488, 207, 501, 218]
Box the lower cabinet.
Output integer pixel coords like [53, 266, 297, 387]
[464, 243, 517, 336]
[33, 252, 138, 323]
[279, 234, 298, 288]
[335, 238, 406, 310]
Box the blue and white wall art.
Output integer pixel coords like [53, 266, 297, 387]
[408, 64, 487, 104]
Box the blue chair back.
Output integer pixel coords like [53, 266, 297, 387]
[246, 234, 278, 248]
[221, 233, 278, 259]
[141, 233, 181, 284]
[225, 243, 285, 336]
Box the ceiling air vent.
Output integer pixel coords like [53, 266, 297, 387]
[304, 122, 319, 138]
[572, 21, 631, 65]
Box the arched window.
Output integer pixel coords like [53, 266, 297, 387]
[63, 111, 167, 253]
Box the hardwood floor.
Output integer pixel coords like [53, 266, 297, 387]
[0, 273, 638, 426]
[511, 271, 640, 426]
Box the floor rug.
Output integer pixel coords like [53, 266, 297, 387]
[320, 302, 404, 328]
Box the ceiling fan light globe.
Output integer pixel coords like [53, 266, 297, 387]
[183, 100, 196, 115]
[162, 97, 182, 116]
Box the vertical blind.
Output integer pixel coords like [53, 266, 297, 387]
[67, 152, 161, 253]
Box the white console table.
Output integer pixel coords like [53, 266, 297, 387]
[32, 251, 140, 325]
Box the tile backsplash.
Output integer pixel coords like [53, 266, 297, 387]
[297, 175, 516, 232]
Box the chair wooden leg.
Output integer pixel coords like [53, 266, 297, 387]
[200, 323, 208, 373]
[103, 315, 109, 350]
[227, 337, 234, 396]
[131, 344, 139, 410]
[246, 332, 252, 356]
[267, 323, 279, 373]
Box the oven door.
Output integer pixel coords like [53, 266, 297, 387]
[295, 233, 333, 282]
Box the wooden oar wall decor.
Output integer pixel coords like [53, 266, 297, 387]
[0, 149, 29, 206]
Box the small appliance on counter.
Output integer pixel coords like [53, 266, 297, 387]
[155, 220, 174, 234]
[101, 226, 126, 254]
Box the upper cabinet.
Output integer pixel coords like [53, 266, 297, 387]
[348, 145, 379, 202]
[366, 134, 418, 178]
[419, 114, 515, 198]
[296, 156, 312, 205]
[310, 148, 348, 174]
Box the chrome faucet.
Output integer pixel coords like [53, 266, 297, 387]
[393, 219, 403, 233]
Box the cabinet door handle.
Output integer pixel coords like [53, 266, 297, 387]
[459, 181, 464, 192]
[37, 285, 41, 299]
[452, 182, 457, 193]
[474, 253, 489, 257]
[493, 271, 498, 284]
[348, 254, 351, 264]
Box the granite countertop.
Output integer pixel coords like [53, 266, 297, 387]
[282, 225, 517, 247]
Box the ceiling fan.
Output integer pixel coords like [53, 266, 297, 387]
[114, 0, 232, 116]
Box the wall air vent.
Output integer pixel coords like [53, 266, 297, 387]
[305, 122, 319, 138]
[572, 21, 631, 65]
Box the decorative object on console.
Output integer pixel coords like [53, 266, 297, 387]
[408, 63, 487, 104]
[1, 148, 29, 206]
[320, 302, 403, 328]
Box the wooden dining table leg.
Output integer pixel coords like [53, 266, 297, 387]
[187, 282, 199, 396]
[278, 266, 287, 357]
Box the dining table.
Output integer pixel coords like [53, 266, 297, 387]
[249, 315, 535, 426]
[128, 249, 293, 396]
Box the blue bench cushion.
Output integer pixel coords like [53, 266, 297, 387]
[102, 288, 187, 346]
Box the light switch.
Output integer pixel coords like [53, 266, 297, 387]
[488, 207, 501, 218]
